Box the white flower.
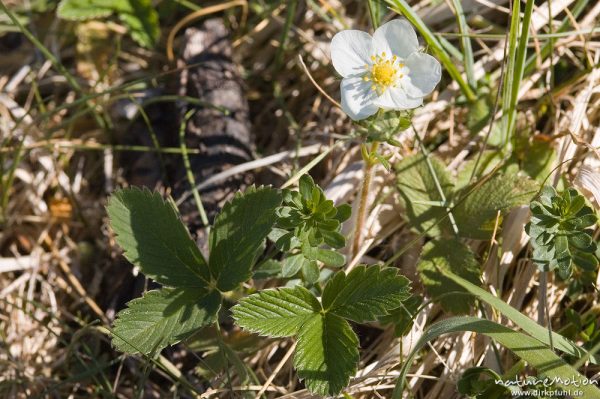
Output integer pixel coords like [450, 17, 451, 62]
[330, 19, 442, 120]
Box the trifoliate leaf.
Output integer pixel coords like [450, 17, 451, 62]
[322, 265, 411, 322]
[453, 172, 539, 239]
[112, 287, 220, 355]
[209, 186, 282, 292]
[107, 187, 210, 288]
[417, 239, 481, 314]
[395, 154, 454, 236]
[232, 286, 321, 338]
[294, 313, 359, 396]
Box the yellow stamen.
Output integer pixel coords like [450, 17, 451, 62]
[363, 52, 405, 94]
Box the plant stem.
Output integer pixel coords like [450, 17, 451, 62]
[351, 141, 380, 259]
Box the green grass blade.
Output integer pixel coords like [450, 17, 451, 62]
[523, 0, 590, 75]
[384, 0, 477, 102]
[393, 316, 600, 399]
[508, 0, 535, 133]
[502, 0, 535, 145]
[442, 268, 600, 364]
[500, 0, 521, 146]
[449, 0, 476, 88]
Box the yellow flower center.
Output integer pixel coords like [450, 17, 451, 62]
[363, 52, 404, 93]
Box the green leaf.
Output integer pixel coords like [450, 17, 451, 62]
[232, 286, 321, 338]
[334, 204, 352, 223]
[253, 259, 281, 279]
[282, 254, 307, 278]
[107, 187, 210, 288]
[112, 287, 220, 355]
[520, 139, 556, 181]
[57, 0, 118, 20]
[209, 187, 282, 292]
[321, 230, 346, 249]
[302, 260, 320, 284]
[294, 313, 359, 396]
[299, 174, 314, 201]
[57, 0, 160, 48]
[315, 248, 345, 267]
[379, 294, 423, 337]
[323, 265, 410, 322]
[417, 238, 481, 313]
[118, 0, 160, 48]
[454, 172, 538, 239]
[395, 154, 454, 236]
[457, 367, 503, 397]
[393, 317, 600, 399]
[441, 267, 600, 364]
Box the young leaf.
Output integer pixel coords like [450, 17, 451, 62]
[232, 286, 321, 338]
[209, 187, 282, 292]
[57, 0, 117, 20]
[112, 287, 221, 355]
[294, 313, 359, 396]
[322, 265, 411, 322]
[107, 187, 210, 288]
[118, 0, 160, 48]
[417, 238, 481, 314]
[282, 254, 307, 278]
[395, 154, 454, 236]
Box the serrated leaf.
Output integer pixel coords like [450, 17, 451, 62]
[322, 265, 410, 322]
[209, 187, 282, 291]
[294, 313, 359, 396]
[417, 238, 481, 314]
[454, 172, 538, 239]
[232, 286, 321, 337]
[57, 0, 117, 20]
[107, 188, 210, 288]
[395, 154, 454, 236]
[112, 287, 220, 355]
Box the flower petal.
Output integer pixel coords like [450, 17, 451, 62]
[373, 19, 419, 59]
[373, 86, 423, 110]
[403, 52, 442, 97]
[331, 30, 373, 77]
[340, 77, 378, 120]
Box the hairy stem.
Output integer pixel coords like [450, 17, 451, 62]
[351, 141, 380, 259]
